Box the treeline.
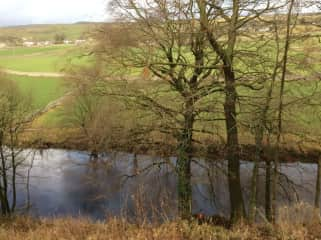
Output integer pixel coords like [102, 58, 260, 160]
[62, 0, 321, 224]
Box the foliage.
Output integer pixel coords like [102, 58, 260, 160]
[54, 33, 66, 44]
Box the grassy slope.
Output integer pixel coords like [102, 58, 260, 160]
[0, 23, 100, 41]
[0, 45, 90, 72]
[0, 43, 92, 129]
[9, 75, 65, 110]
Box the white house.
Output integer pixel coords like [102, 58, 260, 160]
[37, 41, 52, 46]
[23, 41, 35, 47]
[75, 39, 86, 45]
[63, 40, 73, 44]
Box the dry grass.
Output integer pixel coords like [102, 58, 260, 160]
[276, 203, 321, 239]
[0, 204, 320, 240]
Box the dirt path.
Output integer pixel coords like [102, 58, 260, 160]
[3, 68, 153, 81]
[3, 68, 161, 82]
[4, 69, 64, 78]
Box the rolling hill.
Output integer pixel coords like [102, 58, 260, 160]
[0, 22, 103, 42]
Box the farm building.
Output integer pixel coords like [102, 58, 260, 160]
[23, 41, 35, 47]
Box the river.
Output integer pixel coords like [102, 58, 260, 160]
[13, 149, 319, 220]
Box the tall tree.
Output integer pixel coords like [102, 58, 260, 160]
[272, 0, 296, 222]
[197, 0, 281, 222]
[96, 0, 224, 219]
[0, 73, 32, 215]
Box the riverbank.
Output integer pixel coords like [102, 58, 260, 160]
[1, 205, 320, 240]
[21, 126, 321, 164]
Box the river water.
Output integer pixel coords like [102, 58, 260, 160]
[13, 149, 319, 220]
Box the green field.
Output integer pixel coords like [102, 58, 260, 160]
[9, 75, 65, 109]
[0, 44, 90, 125]
[0, 45, 91, 72]
[0, 39, 94, 128]
[0, 45, 84, 119]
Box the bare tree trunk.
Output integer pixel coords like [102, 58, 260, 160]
[0, 177, 8, 215]
[249, 162, 259, 223]
[133, 153, 138, 176]
[177, 98, 194, 219]
[259, 17, 280, 222]
[249, 134, 262, 223]
[197, 0, 246, 222]
[272, 0, 295, 223]
[10, 130, 17, 212]
[25, 154, 35, 211]
[315, 158, 321, 209]
[265, 153, 272, 222]
[224, 70, 245, 222]
[0, 144, 10, 215]
[256, 68, 277, 222]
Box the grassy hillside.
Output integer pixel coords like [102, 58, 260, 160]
[0, 45, 91, 72]
[0, 23, 97, 126]
[0, 23, 101, 41]
[0, 41, 92, 129]
[9, 75, 65, 109]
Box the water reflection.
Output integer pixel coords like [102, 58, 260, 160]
[14, 149, 320, 220]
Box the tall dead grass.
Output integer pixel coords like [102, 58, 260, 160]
[0, 203, 320, 240]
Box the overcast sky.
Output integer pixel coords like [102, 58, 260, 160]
[0, 0, 109, 26]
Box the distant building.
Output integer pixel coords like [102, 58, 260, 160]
[44, 41, 52, 46]
[63, 40, 73, 44]
[23, 41, 35, 47]
[75, 39, 86, 45]
[0, 43, 7, 48]
[37, 41, 52, 46]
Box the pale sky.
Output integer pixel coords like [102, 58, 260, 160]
[0, 0, 110, 26]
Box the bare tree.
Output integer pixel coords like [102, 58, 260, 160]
[196, 0, 288, 222]
[271, 0, 297, 223]
[66, 0, 321, 224]
[0, 73, 32, 215]
[92, 0, 228, 219]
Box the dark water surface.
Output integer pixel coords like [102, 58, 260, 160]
[15, 149, 319, 220]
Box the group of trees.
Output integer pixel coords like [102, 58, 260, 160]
[62, 0, 321, 223]
[0, 0, 319, 225]
[0, 36, 22, 47]
[54, 33, 66, 44]
[1, 0, 321, 226]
